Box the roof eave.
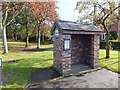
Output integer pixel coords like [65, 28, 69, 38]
[51, 20, 63, 35]
[62, 29, 104, 35]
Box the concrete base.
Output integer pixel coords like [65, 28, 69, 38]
[71, 62, 92, 74]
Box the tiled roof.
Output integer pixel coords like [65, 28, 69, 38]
[55, 20, 103, 32]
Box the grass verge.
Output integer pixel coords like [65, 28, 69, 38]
[99, 50, 119, 73]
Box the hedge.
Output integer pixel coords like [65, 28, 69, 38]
[100, 40, 120, 50]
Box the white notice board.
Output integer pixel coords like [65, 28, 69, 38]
[64, 40, 70, 50]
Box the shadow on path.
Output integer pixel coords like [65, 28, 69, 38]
[23, 47, 53, 52]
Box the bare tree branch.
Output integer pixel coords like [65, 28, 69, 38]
[3, 9, 8, 26]
[103, 6, 120, 22]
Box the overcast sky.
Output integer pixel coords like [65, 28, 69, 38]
[57, 0, 79, 21]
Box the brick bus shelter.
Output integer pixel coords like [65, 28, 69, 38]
[51, 20, 103, 75]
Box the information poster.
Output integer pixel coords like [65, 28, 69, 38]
[64, 40, 70, 50]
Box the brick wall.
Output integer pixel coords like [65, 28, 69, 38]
[90, 35, 100, 68]
[53, 30, 71, 75]
[53, 28, 100, 75]
[71, 34, 91, 65]
[62, 34, 71, 75]
[53, 29, 63, 74]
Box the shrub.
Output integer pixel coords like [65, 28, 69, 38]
[110, 31, 118, 40]
[100, 40, 120, 50]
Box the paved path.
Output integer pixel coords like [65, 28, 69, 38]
[28, 69, 119, 88]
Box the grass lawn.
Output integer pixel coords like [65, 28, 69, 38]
[99, 49, 120, 73]
[1, 42, 119, 88]
[2, 42, 53, 88]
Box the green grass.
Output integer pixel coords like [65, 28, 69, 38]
[2, 42, 53, 88]
[99, 50, 120, 73]
[1, 42, 119, 88]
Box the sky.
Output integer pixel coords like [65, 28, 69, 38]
[56, 0, 119, 22]
[57, 0, 79, 22]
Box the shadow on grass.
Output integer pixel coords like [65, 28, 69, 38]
[2, 66, 35, 86]
[2, 57, 61, 87]
[99, 57, 106, 60]
[113, 49, 120, 51]
[99, 57, 119, 61]
[22, 47, 53, 52]
[30, 67, 61, 83]
[3, 60, 20, 64]
[2, 65, 61, 87]
[8, 44, 26, 52]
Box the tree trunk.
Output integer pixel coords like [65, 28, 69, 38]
[102, 21, 110, 59]
[37, 29, 41, 48]
[25, 23, 29, 48]
[118, 21, 120, 41]
[13, 30, 17, 41]
[118, 1, 120, 41]
[42, 35, 45, 42]
[15, 35, 18, 41]
[106, 32, 110, 58]
[2, 26, 8, 53]
[93, 1, 96, 25]
[26, 34, 29, 48]
[11, 31, 14, 40]
[36, 33, 37, 43]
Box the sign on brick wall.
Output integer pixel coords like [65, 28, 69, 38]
[55, 29, 59, 39]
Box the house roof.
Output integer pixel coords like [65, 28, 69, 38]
[51, 20, 103, 35]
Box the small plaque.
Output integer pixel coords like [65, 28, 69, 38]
[55, 29, 59, 39]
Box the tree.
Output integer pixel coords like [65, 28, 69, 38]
[41, 24, 51, 42]
[7, 23, 21, 41]
[76, 0, 120, 58]
[2, 2, 25, 53]
[19, 3, 34, 47]
[28, 1, 58, 48]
